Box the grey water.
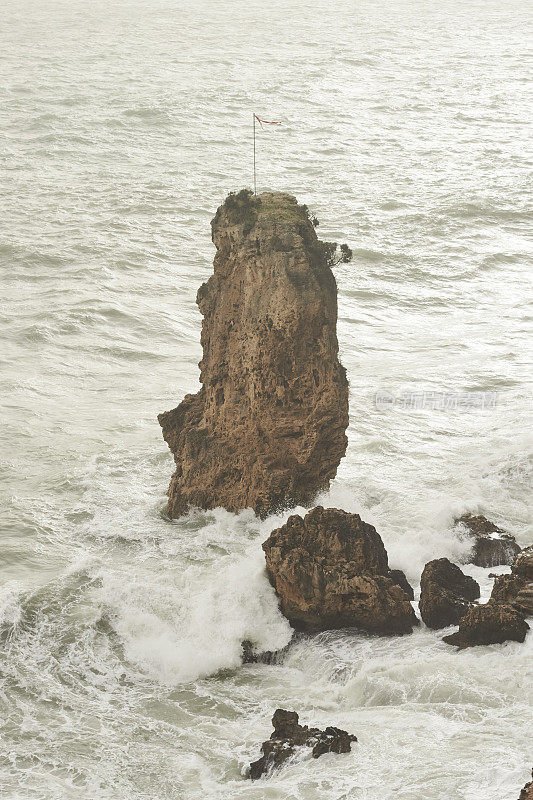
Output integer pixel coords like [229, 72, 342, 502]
[1, 0, 532, 798]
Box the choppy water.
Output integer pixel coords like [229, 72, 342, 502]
[1, 0, 532, 797]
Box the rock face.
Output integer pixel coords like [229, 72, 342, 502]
[388, 568, 415, 600]
[519, 770, 533, 800]
[455, 513, 521, 567]
[158, 190, 349, 518]
[419, 558, 480, 629]
[249, 709, 356, 780]
[443, 603, 529, 649]
[262, 506, 418, 634]
[490, 546, 533, 616]
[513, 546, 533, 581]
[241, 639, 292, 665]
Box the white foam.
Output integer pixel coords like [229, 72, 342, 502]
[99, 540, 292, 684]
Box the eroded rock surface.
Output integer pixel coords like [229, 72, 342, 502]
[389, 568, 414, 600]
[490, 546, 533, 616]
[249, 709, 356, 780]
[158, 190, 349, 518]
[443, 603, 529, 649]
[419, 558, 480, 629]
[262, 506, 417, 634]
[455, 513, 521, 567]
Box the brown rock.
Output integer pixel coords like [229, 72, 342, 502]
[513, 546, 533, 581]
[443, 603, 529, 649]
[262, 506, 417, 634]
[489, 545, 533, 616]
[514, 585, 533, 617]
[419, 558, 480, 629]
[158, 190, 348, 518]
[455, 513, 521, 567]
[519, 769, 533, 800]
[249, 709, 356, 780]
[490, 573, 526, 605]
[389, 568, 415, 600]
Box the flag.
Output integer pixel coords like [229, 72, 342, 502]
[254, 114, 281, 129]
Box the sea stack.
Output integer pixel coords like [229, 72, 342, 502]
[158, 190, 349, 518]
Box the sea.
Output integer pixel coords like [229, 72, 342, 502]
[1, 0, 532, 798]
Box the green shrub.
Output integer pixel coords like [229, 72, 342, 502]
[318, 240, 353, 268]
[223, 189, 261, 228]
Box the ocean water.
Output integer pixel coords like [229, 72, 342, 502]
[1, 0, 532, 797]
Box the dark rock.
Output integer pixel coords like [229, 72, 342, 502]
[519, 769, 533, 800]
[490, 573, 526, 605]
[241, 639, 292, 665]
[389, 568, 415, 600]
[513, 546, 533, 581]
[419, 558, 480, 629]
[158, 191, 349, 519]
[249, 709, 357, 780]
[514, 585, 533, 617]
[489, 546, 533, 616]
[262, 506, 418, 634]
[443, 603, 529, 649]
[455, 513, 521, 567]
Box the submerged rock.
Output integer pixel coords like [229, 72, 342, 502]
[442, 603, 529, 649]
[455, 513, 521, 568]
[158, 190, 349, 519]
[262, 506, 418, 634]
[519, 769, 533, 800]
[489, 545, 533, 616]
[419, 558, 480, 629]
[241, 639, 292, 665]
[249, 709, 356, 780]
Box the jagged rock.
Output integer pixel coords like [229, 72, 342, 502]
[455, 513, 521, 567]
[158, 190, 349, 518]
[419, 558, 480, 629]
[514, 585, 533, 617]
[513, 546, 533, 581]
[490, 573, 526, 605]
[249, 709, 357, 780]
[490, 546, 533, 616]
[389, 568, 414, 600]
[262, 506, 418, 634]
[443, 603, 529, 649]
[241, 639, 292, 665]
[519, 769, 533, 800]
[241, 640, 279, 665]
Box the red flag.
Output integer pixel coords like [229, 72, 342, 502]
[254, 114, 281, 129]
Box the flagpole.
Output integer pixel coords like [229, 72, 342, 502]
[253, 113, 256, 195]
